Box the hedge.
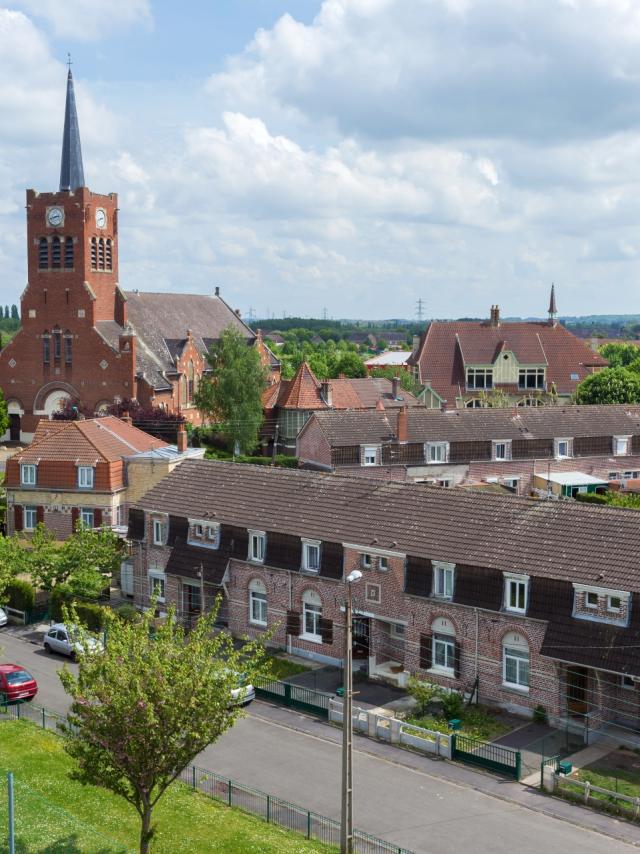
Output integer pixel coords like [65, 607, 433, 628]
[4, 579, 35, 612]
[575, 492, 609, 505]
[49, 585, 106, 630]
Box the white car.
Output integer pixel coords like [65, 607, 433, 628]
[231, 681, 256, 706]
[43, 623, 103, 659]
[0, 607, 7, 628]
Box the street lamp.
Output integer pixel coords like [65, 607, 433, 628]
[341, 568, 362, 854]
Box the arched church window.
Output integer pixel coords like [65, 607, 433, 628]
[188, 360, 195, 403]
[98, 238, 105, 270]
[106, 239, 113, 271]
[64, 237, 74, 269]
[42, 331, 50, 365]
[39, 238, 49, 269]
[64, 331, 73, 365]
[51, 236, 61, 269]
[52, 328, 62, 361]
[90, 237, 97, 270]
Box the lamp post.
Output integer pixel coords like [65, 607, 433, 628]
[341, 568, 362, 854]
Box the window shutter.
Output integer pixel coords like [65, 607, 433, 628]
[71, 507, 79, 531]
[319, 617, 333, 645]
[419, 633, 432, 670]
[454, 641, 462, 679]
[14, 506, 23, 532]
[286, 610, 301, 637]
[36, 506, 44, 525]
[94, 508, 102, 528]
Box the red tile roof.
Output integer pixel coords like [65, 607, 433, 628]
[15, 416, 168, 465]
[410, 319, 608, 404]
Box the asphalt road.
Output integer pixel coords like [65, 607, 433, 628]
[1, 628, 635, 853]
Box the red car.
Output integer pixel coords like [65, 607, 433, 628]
[0, 664, 38, 704]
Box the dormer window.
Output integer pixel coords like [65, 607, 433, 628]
[614, 436, 631, 457]
[585, 591, 598, 609]
[504, 573, 528, 614]
[248, 530, 266, 563]
[361, 553, 372, 569]
[492, 440, 511, 462]
[363, 446, 379, 466]
[518, 368, 545, 390]
[426, 441, 449, 464]
[554, 438, 573, 459]
[20, 464, 36, 486]
[466, 368, 493, 390]
[302, 539, 321, 573]
[573, 584, 629, 624]
[433, 562, 454, 599]
[607, 595, 622, 613]
[77, 466, 94, 489]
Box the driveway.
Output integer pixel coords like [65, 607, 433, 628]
[284, 663, 408, 709]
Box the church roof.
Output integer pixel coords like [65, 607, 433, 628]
[59, 70, 85, 192]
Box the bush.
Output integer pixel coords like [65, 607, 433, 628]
[74, 601, 107, 632]
[575, 492, 608, 505]
[533, 704, 548, 725]
[49, 584, 73, 622]
[4, 579, 35, 612]
[407, 677, 441, 715]
[115, 603, 140, 623]
[440, 690, 464, 720]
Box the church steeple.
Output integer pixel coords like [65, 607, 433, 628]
[59, 67, 85, 192]
[548, 283, 557, 325]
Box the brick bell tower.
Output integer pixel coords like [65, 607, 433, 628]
[0, 68, 135, 441]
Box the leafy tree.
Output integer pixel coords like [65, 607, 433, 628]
[598, 342, 640, 368]
[10, 304, 18, 321]
[0, 534, 27, 603]
[369, 367, 423, 397]
[59, 601, 271, 854]
[195, 327, 268, 454]
[3, 306, 8, 320]
[574, 367, 640, 405]
[328, 350, 366, 378]
[0, 388, 8, 438]
[59, 525, 123, 598]
[28, 524, 63, 592]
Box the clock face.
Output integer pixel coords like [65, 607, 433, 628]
[96, 209, 107, 229]
[47, 207, 63, 227]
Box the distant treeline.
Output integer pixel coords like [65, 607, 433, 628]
[255, 317, 424, 337]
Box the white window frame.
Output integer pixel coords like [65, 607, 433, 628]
[614, 436, 631, 457]
[492, 440, 511, 462]
[503, 645, 530, 691]
[607, 595, 622, 613]
[302, 595, 322, 641]
[378, 556, 389, 572]
[77, 466, 94, 489]
[504, 573, 529, 614]
[249, 581, 267, 626]
[361, 553, 372, 569]
[20, 464, 36, 486]
[426, 441, 449, 464]
[194, 523, 203, 537]
[149, 572, 166, 603]
[302, 539, 321, 573]
[248, 530, 266, 563]
[363, 446, 379, 467]
[433, 562, 455, 599]
[80, 508, 94, 529]
[152, 518, 165, 546]
[585, 591, 598, 609]
[554, 438, 573, 459]
[466, 367, 493, 390]
[24, 506, 37, 531]
[432, 635, 456, 673]
[389, 622, 406, 640]
[206, 525, 219, 544]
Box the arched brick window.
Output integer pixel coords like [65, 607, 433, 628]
[38, 238, 48, 269]
[106, 239, 113, 271]
[249, 578, 267, 626]
[51, 236, 61, 269]
[42, 331, 51, 365]
[90, 237, 97, 269]
[64, 237, 74, 269]
[502, 631, 530, 690]
[98, 238, 105, 270]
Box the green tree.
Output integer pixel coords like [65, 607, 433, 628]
[0, 387, 9, 438]
[59, 525, 123, 597]
[327, 350, 366, 378]
[369, 366, 423, 397]
[194, 327, 268, 454]
[598, 342, 640, 368]
[574, 367, 640, 405]
[0, 534, 28, 603]
[9, 304, 18, 321]
[28, 524, 63, 592]
[59, 601, 271, 854]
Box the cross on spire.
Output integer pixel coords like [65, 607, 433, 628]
[67, 52, 72, 70]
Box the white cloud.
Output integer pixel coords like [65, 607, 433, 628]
[12, 0, 152, 41]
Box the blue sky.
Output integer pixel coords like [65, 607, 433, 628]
[2, 1, 640, 321]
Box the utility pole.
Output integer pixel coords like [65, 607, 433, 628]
[323, 306, 328, 321]
[341, 569, 362, 854]
[8, 772, 15, 854]
[415, 298, 426, 323]
[197, 564, 205, 615]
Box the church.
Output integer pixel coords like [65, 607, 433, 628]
[0, 70, 279, 443]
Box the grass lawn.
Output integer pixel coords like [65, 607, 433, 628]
[407, 704, 511, 741]
[0, 721, 334, 853]
[265, 652, 311, 681]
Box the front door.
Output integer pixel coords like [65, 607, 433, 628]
[8, 414, 20, 442]
[184, 583, 201, 614]
[352, 617, 370, 659]
[567, 666, 589, 715]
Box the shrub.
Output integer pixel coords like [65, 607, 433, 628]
[575, 492, 608, 505]
[74, 601, 107, 632]
[533, 704, 548, 725]
[440, 690, 464, 720]
[50, 584, 74, 622]
[4, 579, 35, 612]
[115, 603, 140, 623]
[407, 677, 441, 715]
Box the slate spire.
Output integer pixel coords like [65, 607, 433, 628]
[59, 68, 85, 191]
[548, 283, 557, 324]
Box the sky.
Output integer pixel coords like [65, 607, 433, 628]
[2, 0, 640, 321]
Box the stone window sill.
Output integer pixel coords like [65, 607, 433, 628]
[502, 682, 529, 694]
[299, 633, 322, 644]
[428, 666, 455, 679]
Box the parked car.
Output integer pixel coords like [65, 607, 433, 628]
[0, 607, 7, 628]
[0, 664, 38, 703]
[230, 673, 255, 706]
[43, 623, 104, 659]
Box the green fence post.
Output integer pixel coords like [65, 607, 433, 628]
[515, 751, 522, 781]
[228, 780, 232, 807]
[16, 703, 20, 720]
[192, 766, 196, 789]
[284, 682, 292, 708]
[42, 707, 46, 729]
[266, 794, 270, 823]
[450, 732, 456, 757]
[307, 810, 311, 839]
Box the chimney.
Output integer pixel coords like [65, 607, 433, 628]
[235, 309, 241, 318]
[177, 424, 188, 453]
[396, 406, 408, 442]
[321, 380, 333, 406]
[412, 335, 420, 355]
[490, 305, 500, 326]
[121, 411, 132, 426]
[391, 376, 400, 400]
[215, 286, 220, 297]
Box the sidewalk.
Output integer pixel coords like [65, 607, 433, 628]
[250, 698, 640, 848]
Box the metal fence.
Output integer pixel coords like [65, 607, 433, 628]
[452, 732, 521, 780]
[1, 700, 412, 854]
[255, 678, 331, 718]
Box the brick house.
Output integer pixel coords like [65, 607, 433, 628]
[263, 361, 421, 453]
[0, 70, 278, 443]
[409, 290, 607, 409]
[129, 459, 640, 735]
[5, 417, 202, 538]
[297, 404, 640, 493]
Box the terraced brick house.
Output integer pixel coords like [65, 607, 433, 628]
[297, 404, 640, 494]
[129, 459, 640, 739]
[409, 289, 607, 409]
